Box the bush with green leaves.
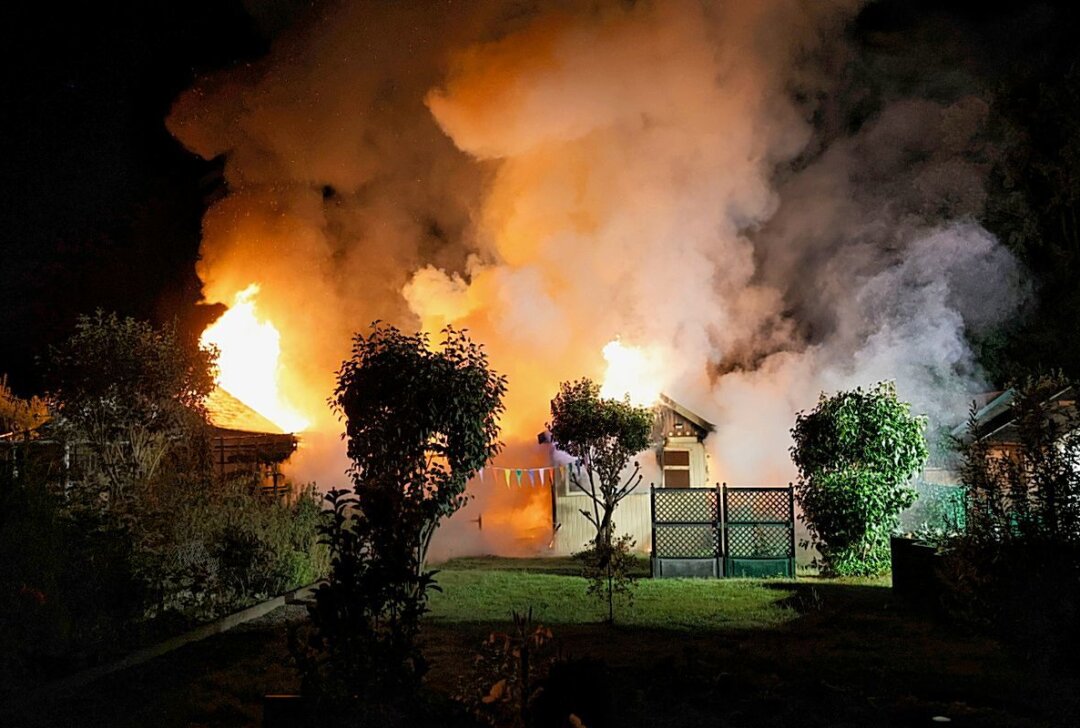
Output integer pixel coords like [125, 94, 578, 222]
[790, 381, 928, 576]
[296, 324, 505, 719]
[944, 375, 1080, 664]
[1, 314, 328, 688]
[458, 607, 556, 728]
[44, 311, 216, 499]
[549, 378, 654, 623]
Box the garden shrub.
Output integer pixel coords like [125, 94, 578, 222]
[0, 452, 328, 688]
[294, 324, 505, 723]
[1, 313, 330, 688]
[791, 381, 928, 576]
[944, 375, 1080, 665]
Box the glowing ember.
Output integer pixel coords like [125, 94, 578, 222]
[200, 284, 309, 433]
[599, 340, 663, 406]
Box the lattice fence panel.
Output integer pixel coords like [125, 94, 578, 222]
[653, 489, 719, 523]
[654, 524, 720, 558]
[726, 488, 790, 523]
[725, 523, 793, 558]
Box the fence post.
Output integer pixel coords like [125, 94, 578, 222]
[650, 483, 656, 578]
[788, 481, 797, 578]
[715, 482, 723, 578]
[720, 482, 728, 577]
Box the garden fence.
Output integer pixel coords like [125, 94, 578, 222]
[651, 484, 795, 578]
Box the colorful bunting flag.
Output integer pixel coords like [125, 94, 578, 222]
[503, 469, 511, 488]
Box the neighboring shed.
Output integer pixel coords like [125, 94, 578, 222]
[204, 388, 299, 497]
[1, 387, 299, 497]
[548, 394, 714, 556]
[950, 385, 1077, 459]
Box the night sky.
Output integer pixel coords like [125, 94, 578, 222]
[2, 0, 1079, 395]
[0, 1, 268, 392]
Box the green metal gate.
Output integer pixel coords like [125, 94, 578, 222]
[651, 484, 795, 578]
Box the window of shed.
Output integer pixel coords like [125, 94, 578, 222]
[663, 449, 691, 488]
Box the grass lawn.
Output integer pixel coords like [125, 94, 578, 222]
[4, 557, 1078, 727]
[430, 561, 797, 630]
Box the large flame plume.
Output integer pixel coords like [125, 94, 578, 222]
[200, 284, 310, 433]
[599, 340, 663, 406]
[170, 0, 1029, 556]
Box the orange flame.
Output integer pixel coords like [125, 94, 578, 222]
[200, 284, 310, 433]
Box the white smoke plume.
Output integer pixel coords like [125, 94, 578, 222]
[168, 0, 1027, 555]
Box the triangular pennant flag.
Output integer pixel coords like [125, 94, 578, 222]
[478, 467, 484, 483]
[537, 468, 546, 487]
[503, 468, 511, 488]
[515, 468, 523, 486]
[526, 469, 536, 487]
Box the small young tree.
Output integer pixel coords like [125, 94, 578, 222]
[790, 381, 928, 576]
[300, 324, 506, 712]
[549, 379, 654, 622]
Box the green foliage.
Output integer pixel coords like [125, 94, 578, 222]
[0, 461, 327, 688]
[961, 375, 1080, 544]
[549, 379, 654, 622]
[459, 607, 556, 728]
[577, 532, 637, 625]
[899, 481, 966, 545]
[138, 478, 329, 620]
[334, 323, 506, 569]
[1, 313, 326, 688]
[549, 379, 654, 512]
[791, 381, 928, 576]
[298, 324, 505, 717]
[43, 311, 217, 497]
[945, 375, 1080, 663]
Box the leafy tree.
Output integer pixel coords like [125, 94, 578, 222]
[790, 381, 928, 576]
[299, 324, 505, 715]
[549, 378, 654, 622]
[43, 311, 216, 500]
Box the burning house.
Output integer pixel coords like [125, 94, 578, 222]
[204, 387, 300, 496]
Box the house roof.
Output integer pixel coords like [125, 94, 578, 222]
[205, 387, 285, 435]
[951, 385, 1077, 444]
[658, 394, 714, 435]
[654, 394, 714, 443]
